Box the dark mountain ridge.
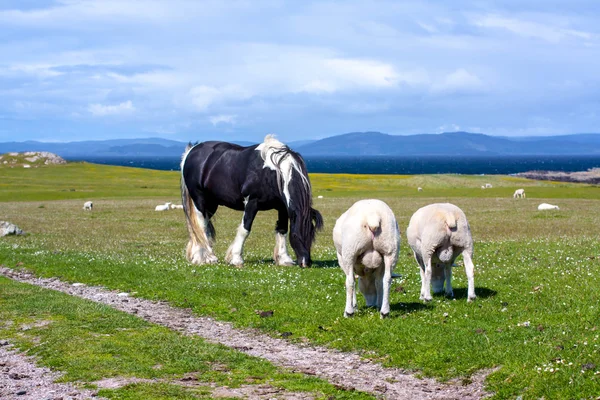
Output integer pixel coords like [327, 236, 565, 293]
[1, 132, 599, 158]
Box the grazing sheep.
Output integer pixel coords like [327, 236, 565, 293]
[417, 187, 423, 192]
[333, 199, 400, 318]
[83, 201, 93, 211]
[406, 203, 476, 302]
[538, 203, 559, 210]
[155, 202, 172, 211]
[317, 195, 324, 199]
[485, 183, 493, 188]
[171, 204, 184, 209]
[481, 185, 486, 189]
[513, 188, 526, 198]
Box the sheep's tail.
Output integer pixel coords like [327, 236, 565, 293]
[443, 210, 457, 230]
[181, 146, 210, 263]
[366, 213, 381, 233]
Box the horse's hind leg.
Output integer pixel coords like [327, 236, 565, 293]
[273, 208, 294, 266]
[226, 198, 258, 266]
[185, 190, 218, 264]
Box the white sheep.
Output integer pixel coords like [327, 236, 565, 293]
[333, 199, 400, 318]
[417, 187, 423, 192]
[317, 195, 324, 199]
[83, 201, 93, 211]
[155, 202, 172, 211]
[485, 183, 493, 188]
[171, 204, 184, 209]
[406, 203, 476, 302]
[538, 203, 559, 210]
[513, 188, 526, 198]
[481, 185, 486, 189]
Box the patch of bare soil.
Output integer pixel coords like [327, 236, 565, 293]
[92, 376, 316, 399]
[0, 343, 103, 400]
[0, 266, 493, 399]
[516, 168, 600, 184]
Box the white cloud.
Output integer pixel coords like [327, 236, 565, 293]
[189, 85, 252, 112]
[209, 114, 237, 125]
[88, 100, 134, 116]
[474, 15, 593, 43]
[295, 57, 427, 94]
[433, 69, 483, 93]
[437, 124, 461, 133]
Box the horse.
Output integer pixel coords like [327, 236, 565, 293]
[180, 135, 323, 267]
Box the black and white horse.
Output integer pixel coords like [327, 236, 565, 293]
[180, 135, 323, 267]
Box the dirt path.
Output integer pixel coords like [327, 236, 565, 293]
[0, 266, 492, 399]
[0, 343, 104, 400]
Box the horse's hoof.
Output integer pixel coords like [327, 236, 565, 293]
[468, 296, 476, 302]
[380, 312, 389, 319]
[344, 311, 354, 318]
[276, 258, 296, 267]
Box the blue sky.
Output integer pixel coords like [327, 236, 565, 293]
[1, 0, 599, 143]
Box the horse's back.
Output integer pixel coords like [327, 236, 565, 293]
[182, 141, 261, 209]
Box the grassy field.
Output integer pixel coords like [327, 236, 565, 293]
[1, 162, 600, 399]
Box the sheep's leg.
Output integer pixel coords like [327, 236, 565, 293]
[273, 208, 294, 266]
[374, 269, 383, 309]
[420, 255, 433, 302]
[462, 250, 476, 301]
[431, 264, 445, 294]
[444, 263, 454, 298]
[344, 270, 356, 317]
[379, 254, 395, 318]
[225, 198, 258, 266]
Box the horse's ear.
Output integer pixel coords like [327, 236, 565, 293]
[311, 208, 324, 231]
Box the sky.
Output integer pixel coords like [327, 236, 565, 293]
[1, 0, 599, 143]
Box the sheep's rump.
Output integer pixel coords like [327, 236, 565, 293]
[406, 202, 473, 262]
[333, 199, 400, 273]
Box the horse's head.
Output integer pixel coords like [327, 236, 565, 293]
[289, 207, 324, 267]
[264, 140, 324, 267]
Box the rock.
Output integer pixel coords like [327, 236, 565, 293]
[0, 221, 25, 237]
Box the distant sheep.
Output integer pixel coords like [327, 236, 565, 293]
[538, 203, 559, 210]
[485, 183, 493, 188]
[333, 199, 400, 318]
[513, 188, 526, 198]
[171, 204, 184, 209]
[155, 202, 172, 211]
[317, 195, 324, 199]
[481, 185, 486, 189]
[83, 201, 93, 211]
[407, 203, 476, 302]
[417, 187, 423, 192]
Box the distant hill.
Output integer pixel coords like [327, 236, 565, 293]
[1, 132, 599, 159]
[295, 131, 600, 156]
[0, 151, 66, 168]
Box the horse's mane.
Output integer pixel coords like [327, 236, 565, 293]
[258, 135, 319, 243]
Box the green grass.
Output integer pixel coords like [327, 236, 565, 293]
[0, 276, 372, 399]
[1, 162, 600, 399]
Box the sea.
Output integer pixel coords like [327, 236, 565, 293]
[72, 155, 600, 175]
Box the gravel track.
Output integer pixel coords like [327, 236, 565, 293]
[0, 266, 492, 399]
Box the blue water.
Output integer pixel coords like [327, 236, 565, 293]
[72, 155, 600, 175]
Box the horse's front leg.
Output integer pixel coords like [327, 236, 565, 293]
[225, 198, 258, 266]
[273, 208, 295, 266]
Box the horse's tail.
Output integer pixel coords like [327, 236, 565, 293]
[181, 144, 211, 263]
